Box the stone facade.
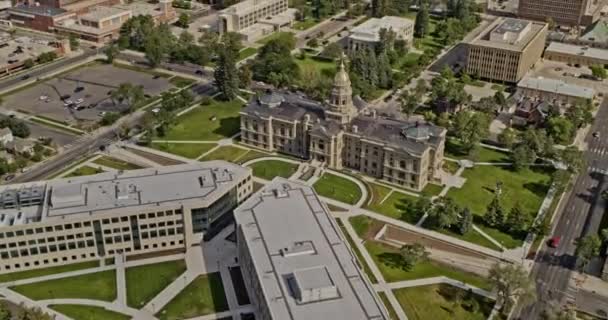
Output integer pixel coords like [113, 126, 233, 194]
[240, 61, 446, 192]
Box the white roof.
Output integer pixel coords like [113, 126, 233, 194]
[546, 42, 608, 61]
[350, 16, 414, 42]
[518, 76, 595, 100]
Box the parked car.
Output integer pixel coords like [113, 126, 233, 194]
[548, 236, 561, 248]
[75, 98, 84, 104]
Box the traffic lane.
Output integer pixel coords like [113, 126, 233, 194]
[26, 120, 79, 147]
[576, 289, 608, 317]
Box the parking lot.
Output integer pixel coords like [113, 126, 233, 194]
[3, 63, 175, 125]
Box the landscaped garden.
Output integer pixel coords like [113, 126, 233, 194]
[248, 160, 298, 180]
[365, 190, 420, 224]
[11, 270, 117, 301]
[200, 146, 249, 163]
[377, 291, 399, 320]
[157, 99, 243, 141]
[313, 173, 363, 205]
[92, 156, 143, 170]
[393, 284, 495, 320]
[157, 273, 228, 320]
[445, 139, 510, 163]
[364, 241, 490, 290]
[65, 166, 104, 177]
[50, 304, 130, 320]
[151, 142, 217, 159]
[294, 54, 337, 78]
[126, 260, 187, 308]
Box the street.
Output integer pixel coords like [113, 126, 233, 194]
[513, 98, 608, 319]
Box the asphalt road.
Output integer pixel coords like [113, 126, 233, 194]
[513, 98, 608, 319]
[0, 48, 99, 92]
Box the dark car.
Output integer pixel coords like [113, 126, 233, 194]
[21, 74, 30, 80]
[195, 70, 204, 75]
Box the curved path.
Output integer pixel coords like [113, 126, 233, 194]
[242, 156, 303, 167]
[39, 299, 155, 320]
[322, 169, 368, 208]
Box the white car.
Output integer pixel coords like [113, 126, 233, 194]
[39, 95, 48, 101]
[98, 111, 107, 116]
[64, 100, 73, 106]
[75, 98, 84, 104]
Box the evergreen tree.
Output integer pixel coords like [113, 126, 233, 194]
[454, 0, 470, 20]
[214, 48, 239, 100]
[458, 207, 473, 235]
[414, 5, 430, 38]
[505, 203, 529, 234]
[485, 195, 505, 228]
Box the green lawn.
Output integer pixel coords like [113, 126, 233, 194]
[200, 146, 249, 162]
[445, 139, 510, 163]
[422, 183, 443, 196]
[126, 260, 187, 308]
[446, 165, 552, 248]
[336, 219, 378, 283]
[65, 165, 104, 177]
[157, 273, 228, 320]
[152, 142, 217, 159]
[50, 305, 130, 320]
[248, 160, 298, 180]
[237, 47, 258, 61]
[436, 227, 503, 252]
[256, 31, 294, 45]
[365, 182, 392, 208]
[349, 215, 372, 238]
[235, 149, 271, 164]
[159, 100, 243, 141]
[92, 156, 142, 170]
[169, 76, 196, 88]
[397, 52, 422, 68]
[313, 173, 363, 205]
[0, 261, 99, 283]
[365, 191, 420, 224]
[443, 160, 460, 175]
[394, 284, 495, 320]
[293, 18, 320, 30]
[295, 54, 337, 78]
[378, 291, 399, 320]
[11, 270, 116, 301]
[365, 241, 490, 290]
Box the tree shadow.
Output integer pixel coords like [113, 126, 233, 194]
[212, 116, 240, 139]
[378, 252, 411, 271]
[523, 182, 550, 198]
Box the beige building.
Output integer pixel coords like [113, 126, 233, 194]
[235, 178, 388, 320]
[217, 0, 295, 41]
[518, 0, 608, 27]
[465, 18, 548, 83]
[517, 76, 596, 105]
[240, 61, 446, 192]
[0, 162, 252, 274]
[348, 16, 414, 52]
[544, 42, 608, 66]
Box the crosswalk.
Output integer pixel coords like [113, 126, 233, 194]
[589, 147, 608, 156]
[588, 166, 608, 175]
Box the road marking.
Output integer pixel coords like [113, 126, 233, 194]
[566, 219, 570, 225]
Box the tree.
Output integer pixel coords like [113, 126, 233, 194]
[0, 118, 30, 138]
[252, 33, 300, 88]
[104, 44, 121, 63]
[519, 128, 555, 159]
[498, 128, 517, 149]
[489, 263, 536, 314]
[590, 64, 607, 79]
[494, 90, 507, 112]
[575, 235, 602, 272]
[239, 64, 252, 88]
[69, 33, 79, 50]
[505, 203, 530, 235]
[23, 58, 34, 69]
[451, 111, 490, 153]
[458, 207, 473, 235]
[214, 33, 241, 100]
[111, 83, 145, 111]
[559, 146, 583, 173]
[511, 144, 536, 171]
[426, 197, 460, 229]
[321, 42, 344, 60]
[177, 13, 190, 28]
[0, 303, 9, 320]
[144, 33, 166, 67]
[485, 195, 505, 228]
[546, 116, 574, 145]
[399, 243, 429, 270]
[400, 91, 419, 118]
[414, 5, 430, 38]
[100, 112, 121, 126]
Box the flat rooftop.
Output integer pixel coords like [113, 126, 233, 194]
[518, 76, 595, 100]
[79, 6, 130, 22]
[220, 0, 283, 16]
[467, 17, 546, 51]
[234, 178, 387, 320]
[9, 5, 68, 17]
[0, 162, 250, 228]
[545, 42, 608, 61]
[350, 16, 414, 42]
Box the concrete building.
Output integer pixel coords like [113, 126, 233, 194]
[348, 16, 414, 52]
[544, 42, 608, 66]
[240, 60, 446, 192]
[234, 178, 388, 320]
[518, 0, 607, 27]
[465, 18, 548, 83]
[0, 162, 253, 274]
[8, 5, 75, 32]
[54, 5, 131, 43]
[517, 76, 596, 105]
[217, 0, 295, 41]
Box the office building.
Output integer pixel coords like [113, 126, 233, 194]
[544, 42, 608, 66]
[0, 162, 252, 274]
[465, 18, 548, 83]
[234, 178, 388, 320]
[217, 0, 296, 41]
[518, 0, 607, 27]
[240, 60, 446, 192]
[517, 76, 596, 105]
[348, 16, 414, 52]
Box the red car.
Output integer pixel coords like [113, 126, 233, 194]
[548, 236, 561, 248]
